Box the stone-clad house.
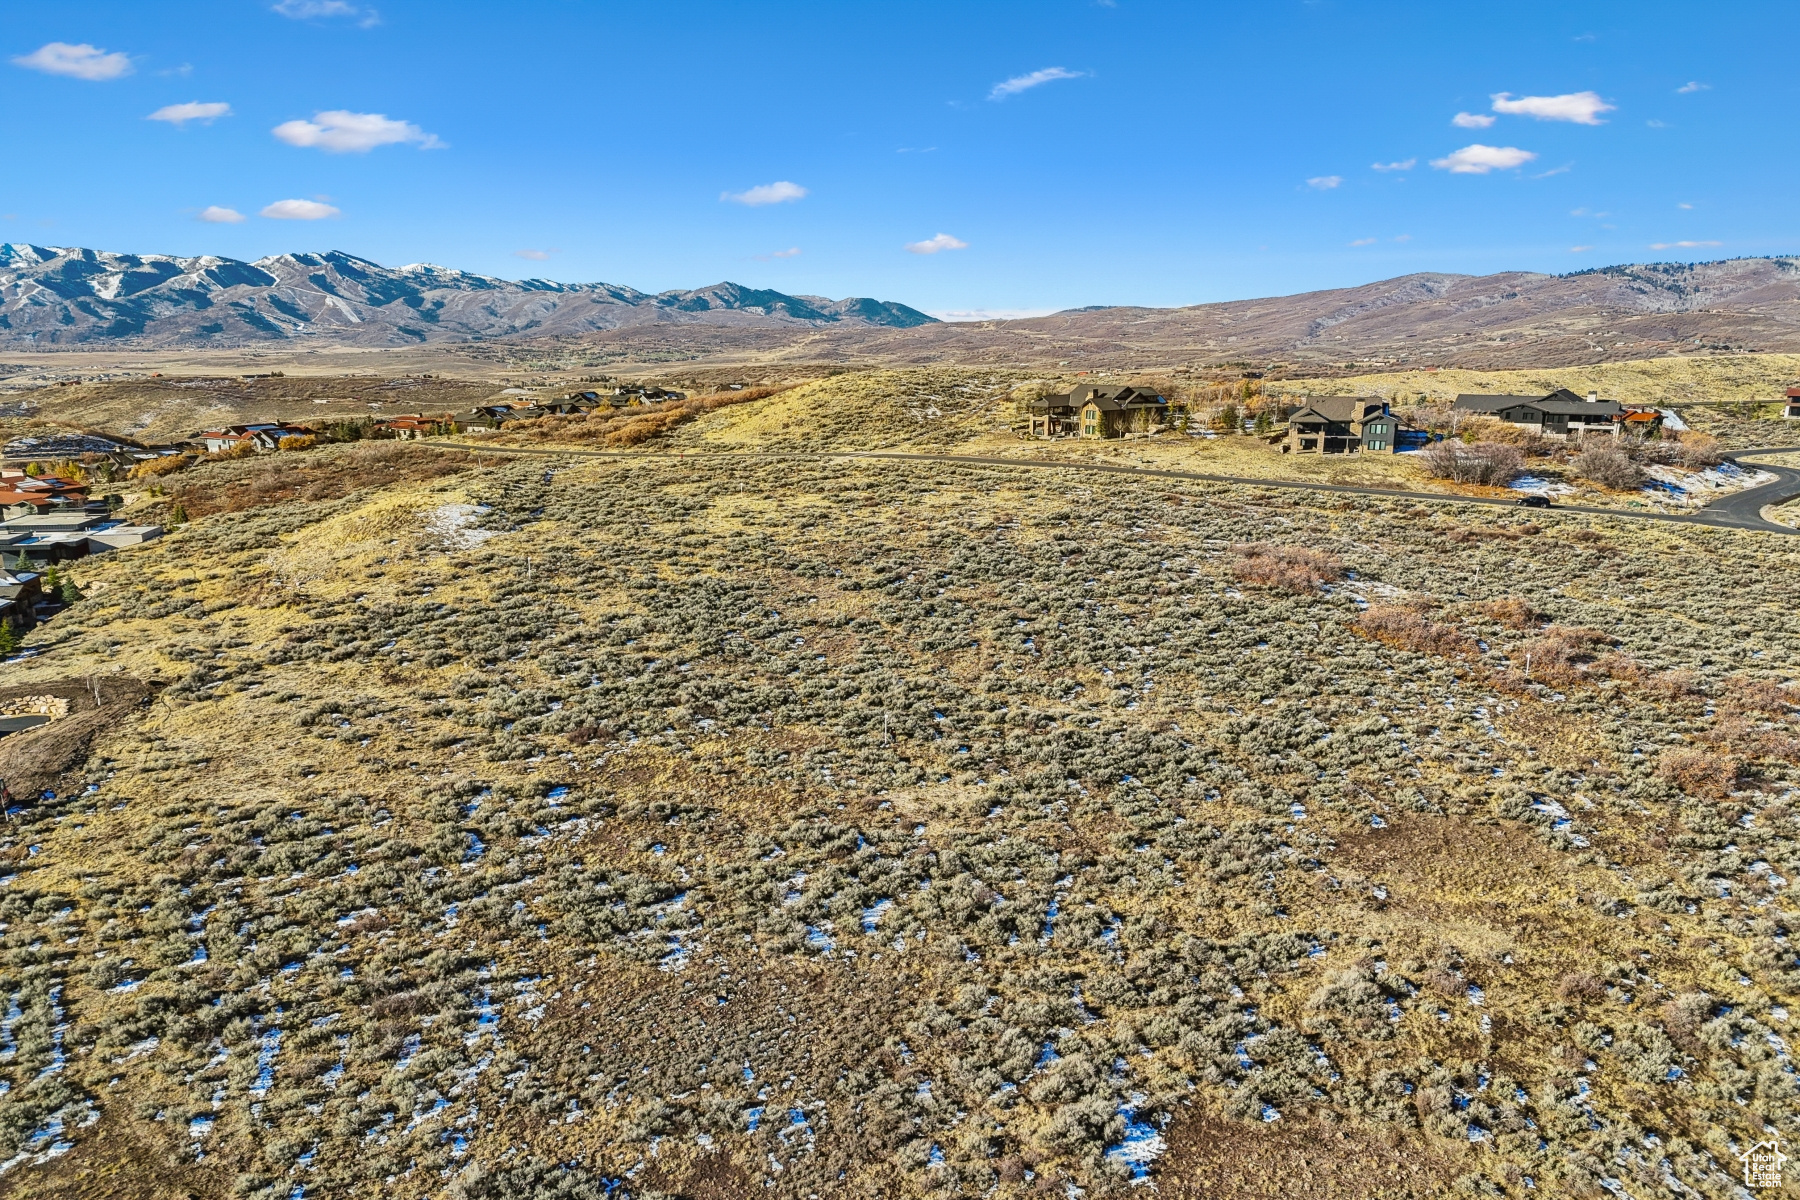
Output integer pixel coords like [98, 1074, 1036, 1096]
[1281, 396, 1402, 454]
[1027, 385, 1169, 439]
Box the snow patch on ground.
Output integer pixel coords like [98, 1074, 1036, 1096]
[1641, 461, 1775, 507]
[422, 504, 497, 549]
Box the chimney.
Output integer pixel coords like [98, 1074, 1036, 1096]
[1587, 391, 1598, 402]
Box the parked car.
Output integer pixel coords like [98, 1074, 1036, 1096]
[1515, 494, 1551, 508]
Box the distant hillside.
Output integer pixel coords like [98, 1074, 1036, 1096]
[756, 256, 1800, 372]
[0, 244, 938, 348]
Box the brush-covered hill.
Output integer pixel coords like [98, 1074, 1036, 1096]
[0, 244, 937, 348]
[768, 256, 1800, 372]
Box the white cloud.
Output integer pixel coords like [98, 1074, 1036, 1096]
[721, 181, 807, 206]
[1348, 238, 1376, 246]
[1570, 245, 1595, 252]
[1677, 202, 1694, 209]
[1452, 112, 1495, 129]
[906, 233, 968, 255]
[1490, 91, 1614, 125]
[1649, 240, 1721, 250]
[1371, 159, 1415, 171]
[1676, 81, 1710, 94]
[197, 206, 246, 224]
[148, 101, 232, 126]
[1429, 144, 1537, 174]
[1306, 175, 1342, 190]
[12, 42, 132, 81]
[514, 249, 551, 261]
[989, 67, 1084, 100]
[261, 198, 340, 220]
[274, 0, 379, 25]
[755, 247, 802, 260]
[273, 110, 441, 152]
[1393, 234, 1412, 243]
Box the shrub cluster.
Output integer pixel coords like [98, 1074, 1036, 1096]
[1417, 440, 1524, 485]
[1230, 543, 1344, 593]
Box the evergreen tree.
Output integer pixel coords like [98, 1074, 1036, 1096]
[58, 575, 81, 604]
[41, 564, 60, 595]
[0, 625, 14, 657]
[168, 502, 188, 526]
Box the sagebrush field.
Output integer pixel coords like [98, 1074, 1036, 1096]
[0, 359, 1796, 1199]
[0, 410, 1796, 1200]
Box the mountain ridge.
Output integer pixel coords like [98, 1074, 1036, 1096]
[0, 244, 939, 348]
[7, 245, 1800, 371]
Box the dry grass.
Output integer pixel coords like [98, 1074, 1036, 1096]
[1355, 603, 1475, 657]
[1287, 352, 1800, 411]
[1231, 543, 1343, 593]
[1478, 595, 1543, 629]
[16, 373, 500, 444]
[165, 440, 474, 518]
[496, 385, 789, 447]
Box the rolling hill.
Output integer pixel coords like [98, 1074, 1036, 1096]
[761, 255, 1800, 372]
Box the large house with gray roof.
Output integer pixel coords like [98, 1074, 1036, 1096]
[1281, 396, 1404, 454]
[1027, 384, 1169, 439]
[1452, 389, 1635, 439]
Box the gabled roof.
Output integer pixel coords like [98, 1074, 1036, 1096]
[1452, 394, 1543, 413]
[1066, 384, 1167, 411]
[1289, 395, 1387, 423]
[1453, 390, 1624, 417]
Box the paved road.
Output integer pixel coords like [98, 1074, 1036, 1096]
[428, 441, 1800, 536]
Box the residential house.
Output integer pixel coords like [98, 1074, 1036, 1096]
[196, 423, 316, 453]
[541, 399, 600, 416]
[1029, 384, 1168, 439]
[1786, 387, 1800, 419]
[0, 569, 42, 628]
[1281, 396, 1402, 454]
[561, 391, 621, 410]
[374, 414, 453, 440]
[1025, 392, 1080, 438]
[465, 403, 545, 428]
[0, 512, 161, 564]
[85, 525, 163, 552]
[613, 385, 686, 404]
[1451, 389, 1627, 439]
[0, 469, 87, 514]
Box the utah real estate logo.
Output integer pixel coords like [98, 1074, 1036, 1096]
[1738, 1137, 1786, 1189]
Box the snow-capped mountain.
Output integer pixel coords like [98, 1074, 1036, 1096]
[0, 245, 938, 346]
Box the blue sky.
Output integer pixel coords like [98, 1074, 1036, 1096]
[2, 1, 1795, 317]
